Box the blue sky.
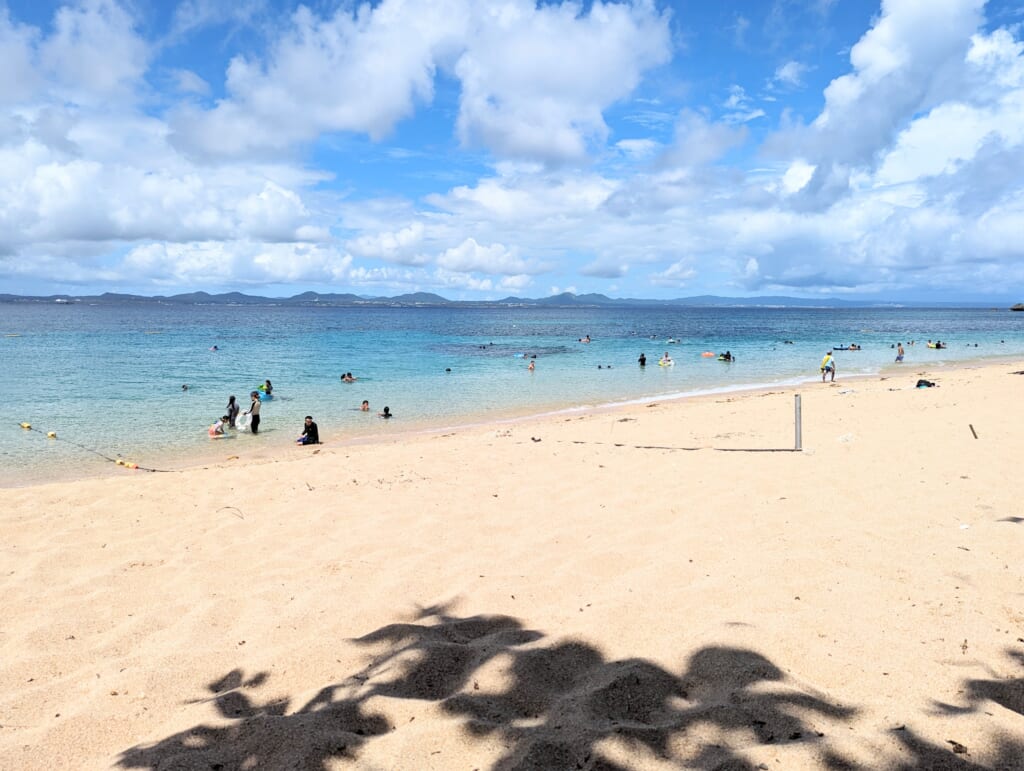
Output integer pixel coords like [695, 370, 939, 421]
[1, 0, 1023, 301]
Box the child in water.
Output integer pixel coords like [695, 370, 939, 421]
[208, 415, 229, 438]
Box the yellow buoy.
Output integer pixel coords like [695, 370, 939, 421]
[125, 462, 138, 469]
[116, 459, 125, 466]
[20, 422, 31, 429]
[47, 431, 56, 439]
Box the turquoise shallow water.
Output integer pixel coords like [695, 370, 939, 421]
[3, 303, 1023, 485]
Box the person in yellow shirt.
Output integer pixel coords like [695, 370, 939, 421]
[820, 351, 836, 382]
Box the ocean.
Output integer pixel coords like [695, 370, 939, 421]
[3, 302, 1023, 486]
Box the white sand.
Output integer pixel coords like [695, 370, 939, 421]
[2, 361, 1022, 769]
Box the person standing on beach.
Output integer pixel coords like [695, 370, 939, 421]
[820, 351, 836, 382]
[226, 395, 239, 428]
[246, 391, 262, 434]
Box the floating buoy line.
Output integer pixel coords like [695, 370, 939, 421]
[17, 422, 175, 473]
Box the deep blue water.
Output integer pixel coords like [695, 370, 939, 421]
[3, 303, 1023, 485]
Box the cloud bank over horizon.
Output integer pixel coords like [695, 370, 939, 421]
[1, 0, 1023, 301]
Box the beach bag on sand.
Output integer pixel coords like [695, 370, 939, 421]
[916, 379, 937, 388]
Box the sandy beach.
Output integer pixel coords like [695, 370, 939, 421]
[2, 360, 1023, 770]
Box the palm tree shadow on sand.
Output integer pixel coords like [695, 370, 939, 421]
[117, 605, 1024, 770]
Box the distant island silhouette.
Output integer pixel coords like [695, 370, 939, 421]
[0, 290, 1013, 309]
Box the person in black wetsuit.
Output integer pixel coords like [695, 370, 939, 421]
[638, 352, 646, 367]
[246, 391, 261, 434]
[297, 415, 319, 445]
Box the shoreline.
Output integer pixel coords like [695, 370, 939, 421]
[1, 366, 862, 489]
[9, 353, 1022, 491]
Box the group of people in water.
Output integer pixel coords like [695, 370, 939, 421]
[820, 336, 967, 379]
[201, 330, 982, 441]
[634, 350, 733, 367]
[207, 374, 394, 446]
[211, 384, 270, 437]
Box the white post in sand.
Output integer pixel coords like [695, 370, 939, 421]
[795, 393, 802, 451]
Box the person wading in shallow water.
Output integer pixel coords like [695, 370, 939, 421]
[246, 391, 262, 434]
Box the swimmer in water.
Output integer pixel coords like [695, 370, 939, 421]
[379, 406, 393, 419]
[360, 400, 370, 412]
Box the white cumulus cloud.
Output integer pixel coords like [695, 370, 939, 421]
[437, 237, 532, 275]
[453, 0, 672, 162]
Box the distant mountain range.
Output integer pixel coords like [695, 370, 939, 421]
[0, 290, 1015, 309]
